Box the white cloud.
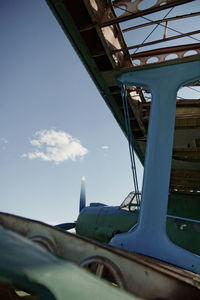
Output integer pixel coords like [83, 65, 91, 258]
[1, 138, 8, 150]
[101, 145, 109, 150]
[22, 129, 88, 164]
[2, 138, 8, 144]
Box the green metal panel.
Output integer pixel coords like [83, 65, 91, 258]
[77, 209, 200, 256]
[77, 213, 137, 243]
[168, 193, 200, 220]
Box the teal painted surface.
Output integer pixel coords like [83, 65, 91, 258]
[0, 226, 142, 300]
[109, 58, 200, 273]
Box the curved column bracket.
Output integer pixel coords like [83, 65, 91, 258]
[110, 59, 200, 274]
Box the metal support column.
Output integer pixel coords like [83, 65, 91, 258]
[110, 58, 200, 274]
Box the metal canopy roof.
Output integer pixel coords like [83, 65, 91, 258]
[46, 0, 200, 195]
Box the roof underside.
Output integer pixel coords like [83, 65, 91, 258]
[46, 0, 200, 195]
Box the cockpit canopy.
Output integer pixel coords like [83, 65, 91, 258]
[120, 192, 141, 211]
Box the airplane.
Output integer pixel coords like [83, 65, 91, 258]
[56, 176, 200, 257]
[45, 1, 200, 275]
[1, 1, 200, 298]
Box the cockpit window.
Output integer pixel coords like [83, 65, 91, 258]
[120, 192, 141, 211]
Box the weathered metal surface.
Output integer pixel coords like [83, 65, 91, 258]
[0, 225, 140, 300]
[46, 0, 200, 194]
[130, 44, 200, 66]
[122, 12, 200, 33]
[89, 0, 194, 27]
[0, 212, 200, 299]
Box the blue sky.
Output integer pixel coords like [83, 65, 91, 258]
[1, 1, 199, 225]
[0, 1, 143, 224]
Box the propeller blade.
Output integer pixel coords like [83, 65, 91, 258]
[79, 176, 86, 212]
[55, 222, 76, 230]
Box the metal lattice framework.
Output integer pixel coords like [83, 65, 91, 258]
[47, 0, 200, 194]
